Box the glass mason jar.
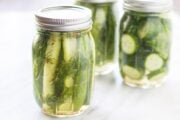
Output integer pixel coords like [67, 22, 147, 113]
[76, 0, 118, 75]
[119, 0, 173, 88]
[32, 6, 95, 117]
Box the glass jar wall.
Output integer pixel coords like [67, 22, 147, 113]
[76, 0, 118, 75]
[32, 6, 95, 117]
[119, 0, 173, 88]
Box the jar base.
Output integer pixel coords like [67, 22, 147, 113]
[42, 105, 89, 118]
[123, 76, 167, 89]
[95, 63, 115, 76]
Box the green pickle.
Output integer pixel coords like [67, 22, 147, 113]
[76, 1, 117, 75]
[119, 10, 172, 88]
[33, 6, 95, 117]
[33, 29, 95, 116]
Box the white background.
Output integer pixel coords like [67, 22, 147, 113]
[0, 0, 180, 120]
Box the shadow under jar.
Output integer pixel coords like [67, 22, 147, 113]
[119, 0, 173, 88]
[76, 0, 118, 75]
[32, 6, 95, 117]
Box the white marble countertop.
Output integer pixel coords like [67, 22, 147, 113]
[0, 1, 180, 120]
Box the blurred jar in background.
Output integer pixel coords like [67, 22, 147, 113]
[119, 0, 173, 88]
[76, 0, 118, 75]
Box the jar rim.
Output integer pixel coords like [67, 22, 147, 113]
[76, 0, 118, 3]
[123, 0, 173, 13]
[35, 5, 92, 31]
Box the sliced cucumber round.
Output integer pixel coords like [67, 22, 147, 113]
[65, 76, 74, 88]
[122, 65, 143, 80]
[138, 18, 162, 39]
[148, 69, 166, 81]
[154, 33, 170, 59]
[121, 34, 137, 55]
[58, 98, 73, 111]
[145, 53, 164, 71]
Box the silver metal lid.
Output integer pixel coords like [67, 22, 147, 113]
[124, 0, 173, 13]
[77, 0, 118, 3]
[35, 6, 92, 31]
